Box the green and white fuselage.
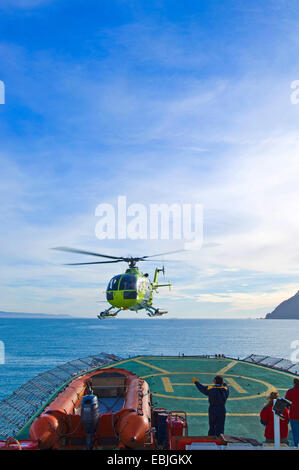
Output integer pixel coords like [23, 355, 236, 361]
[106, 267, 151, 310]
[99, 267, 171, 318]
[52, 246, 176, 320]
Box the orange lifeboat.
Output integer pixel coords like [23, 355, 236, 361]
[29, 368, 152, 449]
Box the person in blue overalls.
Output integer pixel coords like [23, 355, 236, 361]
[192, 375, 229, 436]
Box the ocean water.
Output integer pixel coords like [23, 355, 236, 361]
[0, 318, 299, 401]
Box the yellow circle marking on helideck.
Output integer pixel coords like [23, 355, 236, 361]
[141, 371, 276, 401]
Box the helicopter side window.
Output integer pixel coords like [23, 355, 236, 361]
[107, 275, 121, 291]
[137, 278, 145, 292]
[119, 275, 137, 290]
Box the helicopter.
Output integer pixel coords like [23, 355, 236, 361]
[53, 247, 181, 319]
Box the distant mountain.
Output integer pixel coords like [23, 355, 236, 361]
[266, 291, 299, 319]
[0, 311, 73, 319]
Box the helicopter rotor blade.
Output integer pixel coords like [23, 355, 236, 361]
[63, 260, 124, 265]
[53, 246, 124, 260]
[53, 246, 185, 266]
[137, 259, 174, 262]
[142, 249, 185, 259]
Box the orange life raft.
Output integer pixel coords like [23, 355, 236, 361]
[29, 368, 152, 449]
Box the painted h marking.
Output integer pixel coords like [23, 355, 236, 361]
[162, 375, 247, 394]
[225, 377, 246, 394]
[162, 377, 174, 393]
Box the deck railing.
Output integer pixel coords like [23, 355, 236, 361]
[243, 354, 299, 375]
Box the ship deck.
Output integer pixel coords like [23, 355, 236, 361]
[99, 355, 296, 442]
[10, 355, 298, 443]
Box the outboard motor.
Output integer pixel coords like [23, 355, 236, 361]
[81, 395, 99, 450]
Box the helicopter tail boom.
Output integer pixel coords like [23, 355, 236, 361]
[152, 267, 171, 291]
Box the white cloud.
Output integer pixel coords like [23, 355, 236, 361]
[1, 19, 299, 317]
[195, 286, 299, 312]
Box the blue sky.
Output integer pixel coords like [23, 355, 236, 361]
[1, 0, 299, 318]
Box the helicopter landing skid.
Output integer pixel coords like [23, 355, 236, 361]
[145, 307, 168, 317]
[97, 308, 122, 319]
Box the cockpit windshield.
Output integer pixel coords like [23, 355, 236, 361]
[107, 275, 121, 291]
[119, 275, 137, 290]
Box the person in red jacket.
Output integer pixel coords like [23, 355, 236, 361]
[285, 378, 299, 447]
[260, 391, 289, 444]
